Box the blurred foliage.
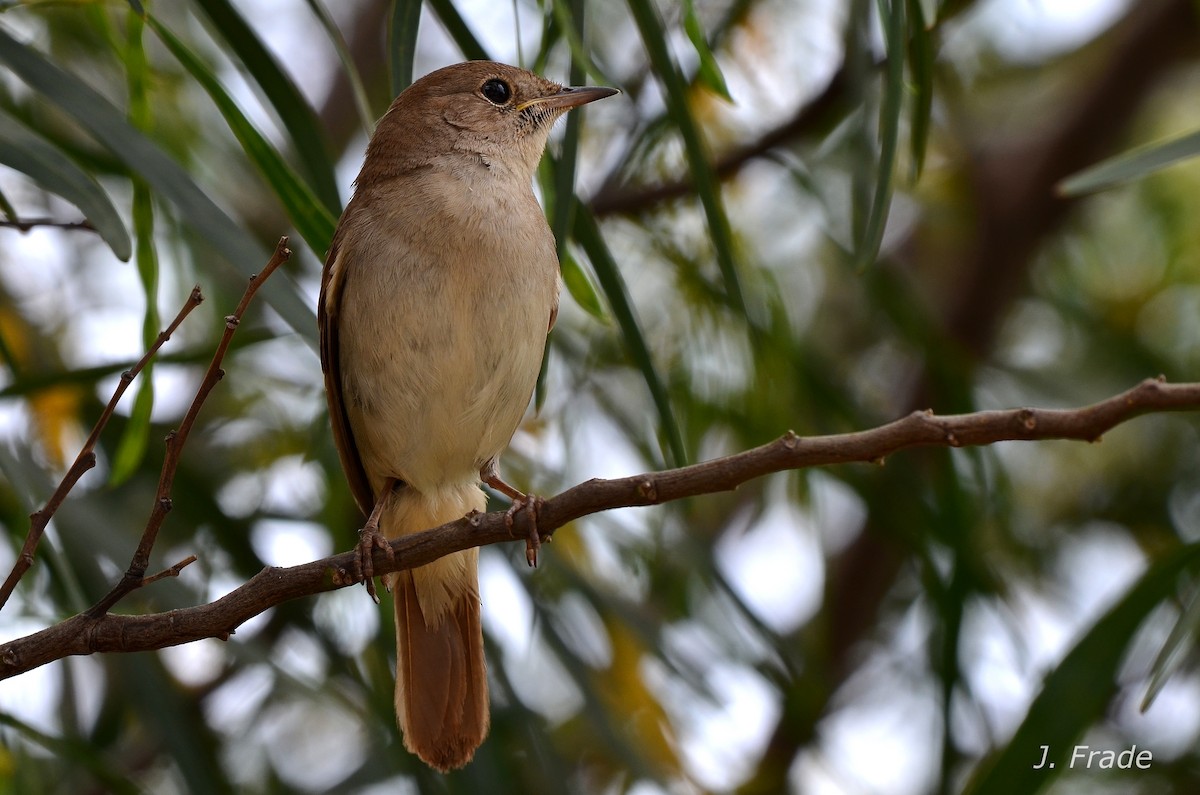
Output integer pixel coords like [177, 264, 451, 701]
[0, 1, 1199, 794]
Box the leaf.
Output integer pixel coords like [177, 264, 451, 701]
[572, 202, 686, 467]
[682, 0, 733, 102]
[547, 0, 613, 86]
[625, 0, 746, 316]
[144, 14, 338, 257]
[856, 0, 905, 269]
[964, 542, 1200, 795]
[306, 0, 375, 132]
[110, 13, 157, 486]
[387, 0, 423, 96]
[0, 24, 316, 341]
[425, 0, 489, 60]
[0, 182, 18, 220]
[1142, 578, 1200, 710]
[560, 250, 607, 321]
[906, 0, 934, 179]
[190, 0, 342, 214]
[0, 109, 131, 261]
[1058, 128, 1200, 196]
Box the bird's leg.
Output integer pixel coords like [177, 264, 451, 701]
[480, 459, 544, 567]
[355, 477, 399, 603]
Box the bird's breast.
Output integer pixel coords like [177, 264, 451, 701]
[336, 174, 559, 493]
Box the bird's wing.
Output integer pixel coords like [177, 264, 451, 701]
[320, 234, 376, 517]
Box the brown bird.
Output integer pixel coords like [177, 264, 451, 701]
[319, 61, 616, 771]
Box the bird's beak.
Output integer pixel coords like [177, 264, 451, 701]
[517, 85, 619, 113]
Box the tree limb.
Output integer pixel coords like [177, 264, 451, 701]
[1, 376, 1196, 680]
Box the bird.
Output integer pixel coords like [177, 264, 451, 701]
[319, 61, 617, 772]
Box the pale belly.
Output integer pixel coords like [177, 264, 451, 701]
[336, 230, 555, 495]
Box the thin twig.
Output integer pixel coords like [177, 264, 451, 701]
[87, 236, 292, 617]
[0, 217, 97, 234]
[0, 285, 205, 612]
[139, 555, 198, 588]
[1, 376, 1197, 678]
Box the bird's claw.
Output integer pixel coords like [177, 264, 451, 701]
[354, 524, 394, 604]
[505, 494, 544, 568]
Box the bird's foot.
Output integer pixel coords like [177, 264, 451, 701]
[353, 484, 398, 603]
[481, 461, 544, 567]
[504, 493, 545, 568]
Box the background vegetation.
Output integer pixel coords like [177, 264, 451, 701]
[1, 0, 1199, 793]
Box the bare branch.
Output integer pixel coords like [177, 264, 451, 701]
[1, 377, 1196, 679]
[87, 237, 292, 617]
[0, 217, 97, 234]
[0, 284, 205, 612]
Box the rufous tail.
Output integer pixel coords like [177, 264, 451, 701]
[380, 483, 489, 772]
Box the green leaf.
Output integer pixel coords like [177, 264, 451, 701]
[425, 0, 489, 60]
[0, 182, 18, 220]
[682, 0, 733, 102]
[547, 0, 613, 86]
[190, 0, 341, 215]
[1058, 128, 1200, 196]
[560, 249, 607, 321]
[110, 13, 157, 486]
[964, 542, 1200, 795]
[144, 14, 337, 257]
[906, 0, 934, 179]
[306, 0, 374, 133]
[0, 24, 316, 341]
[0, 109, 131, 261]
[388, 0, 423, 96]
[857, 0, 905, 269]
[626, 0, 746, 316]
[572, 202, 686, 467]
[1142, 578, 1200, 710]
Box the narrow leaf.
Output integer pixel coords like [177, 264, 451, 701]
[0, 110, 131, 261]
[425, 0, 489, 60]
[965, 543, 1200, 795]
[190, 0, 341, 214]
[0, 24, 315, 340]
[0, 183, 17, 220]
[560, 250, 606, 321]
[573, 203, 686, 467]
[626, 0, 746, 316]
[906, 0, 934, 179]
[388, 0, 423, 96]
[305, 0, 374, 133]
[1142, 578, 1200, 710]
[857, 0, 905, 269]
[547, 0, 612, 85]
[110, 13, 157, 485]
[683, 0, 733, 102]
[1058, 128, 1200, 196]
[145, 15, 337, 256]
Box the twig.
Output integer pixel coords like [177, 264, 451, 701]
[86, 236, 292, 617]
[139, 555, 198, 588]
[589, 64, 850, 217]
[1, 376, 1197, 678]
[0, 217, 97, 234]
[0, 285, 205, 612]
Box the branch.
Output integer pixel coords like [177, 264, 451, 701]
[1, 377, 1197, 679]
[0, 284, 205, 611]
[86, 237, 292, 616]
[0, 217, 97, 234]
[588, 65, 849, 217]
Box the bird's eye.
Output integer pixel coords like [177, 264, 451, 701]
[481, 78, 512, 105]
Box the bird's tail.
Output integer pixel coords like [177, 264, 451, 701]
[381, 483, 489, 772]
